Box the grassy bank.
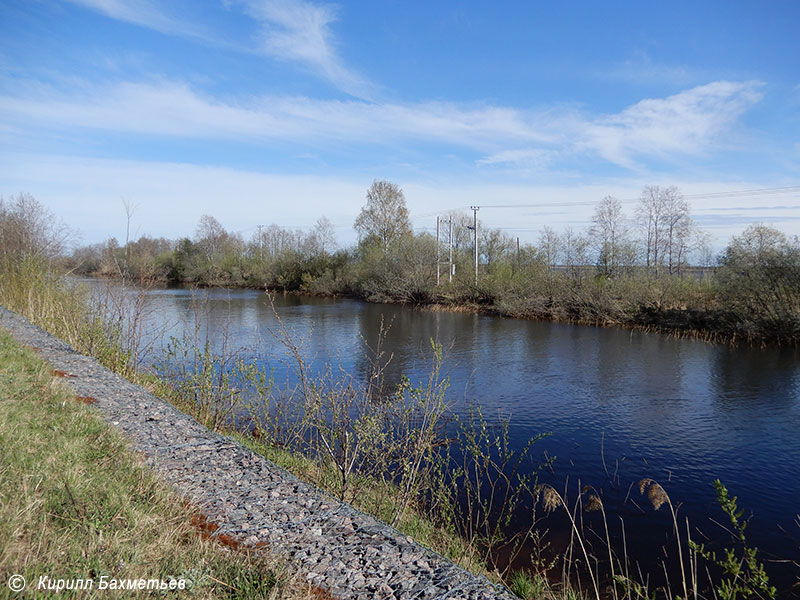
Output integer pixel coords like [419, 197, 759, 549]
[0, 329, 310, 599]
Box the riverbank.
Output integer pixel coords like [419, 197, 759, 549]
[0, 305, 517, 600]
[66, 216, 800, 347]
[0, 328, 303, 599]
[1, 261, 532, 594]
[83, 270, 797, 347]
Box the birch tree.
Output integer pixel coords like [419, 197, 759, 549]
[354, 180, 411, 252]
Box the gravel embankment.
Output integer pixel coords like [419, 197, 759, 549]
[0, 306, 514, 600]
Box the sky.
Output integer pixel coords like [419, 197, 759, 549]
[1, 0, 799, 249]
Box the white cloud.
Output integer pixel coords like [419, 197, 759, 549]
[64, 0, 208, 39]
[66, 0, 372, 97]
[0, 80, 557, 149]
[0, 79, 764, 170]
[476, 149, 555, 172]
[239, 0, 371, 98]
[578, 81, 764, 167]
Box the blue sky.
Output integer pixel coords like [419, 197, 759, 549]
[1, 0, 799, 248]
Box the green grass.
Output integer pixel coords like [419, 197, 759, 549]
[0, 330, 308, 600]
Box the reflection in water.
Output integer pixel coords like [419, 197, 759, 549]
[108, 283, 800, 591]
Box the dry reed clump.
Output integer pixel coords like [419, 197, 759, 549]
[536, 484, 562, 513]
[639, 478, 670, 511]
[584, 494, 603, 513]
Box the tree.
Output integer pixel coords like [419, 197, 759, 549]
[636, 185, 666, 273]
[480, 227, 515, 271]
[724, 223, 789, 257]
[590, 196, 633, 277]
[354, 180, 411, 252]
[444, 210, 477, 254]
[717, 224, 800, 336]
[313, 216, 337, 255]
[562, 225, 590, 265]
[0, 193, 72, 263]
[636, 185, 696, 274]
[537, 225, 561, 268]
[194, 215, 228, 261]
[693, 229, 716, 267]
[660, 187, 693, 274]
[561, 226, 591, 277]
[260, 224, 295, 259]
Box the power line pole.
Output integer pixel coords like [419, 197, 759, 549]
[257, 224, 263, 260]
[436, 216, 441, 286]
[469, 206, 479, 285]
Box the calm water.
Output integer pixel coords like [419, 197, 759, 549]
[113, 284, 800, 590]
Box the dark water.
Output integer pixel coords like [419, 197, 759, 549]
[115, 285, 800, 591]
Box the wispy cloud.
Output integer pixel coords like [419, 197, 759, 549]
[577, 81, 764, 167]
[600, 50, 699, 87]
[0, 80, 557, 148]
[239, 0, 372, 98]
[475, 149, 556, 174]
[0, 78, 764, 169]
[64, 0, 370, 96]
[65, 0, 208, 39]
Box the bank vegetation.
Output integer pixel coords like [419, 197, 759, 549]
[44, 182, 800, 346]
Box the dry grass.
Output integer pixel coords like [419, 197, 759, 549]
[0, 329, 312, 599]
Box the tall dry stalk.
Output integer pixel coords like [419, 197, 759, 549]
[537, 482, 602, 600]
[639, 478, 689, 600]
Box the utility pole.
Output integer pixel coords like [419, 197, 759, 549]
[257, 224, 263, 260]
[468, 206, 479, 285]
[436, 216, 441, 286]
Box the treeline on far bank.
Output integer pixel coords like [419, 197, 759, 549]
[5, 183, 799, 345]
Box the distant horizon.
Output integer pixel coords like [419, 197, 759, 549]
[2, 1, 799, 247]
[15, 182, 797, 258]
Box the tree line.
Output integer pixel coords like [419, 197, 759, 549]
[1, 184, 798, 344]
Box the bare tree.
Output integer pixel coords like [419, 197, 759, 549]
[693, 229, 716, 267]
[445, 210, 477, 253]
[636, 185, 695, 274]
[314, 216, 337, 255]
[537, 225, 562, 268]
[636, 185, 666, 274]
[561, 226, 591, 276]
[660, 187, 693, 274]
[194, 214, 228, 261]
[0, 193, 73, 262]
[354, 180, 411, 252]
[590, 196, 632, 276]
[122, 198, 136, 266]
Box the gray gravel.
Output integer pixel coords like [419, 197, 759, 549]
[0, 305, 515, 600]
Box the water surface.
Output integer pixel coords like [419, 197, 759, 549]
[112, 284, 800, 591]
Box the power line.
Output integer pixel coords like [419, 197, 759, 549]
[410, 185, 800, 219]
